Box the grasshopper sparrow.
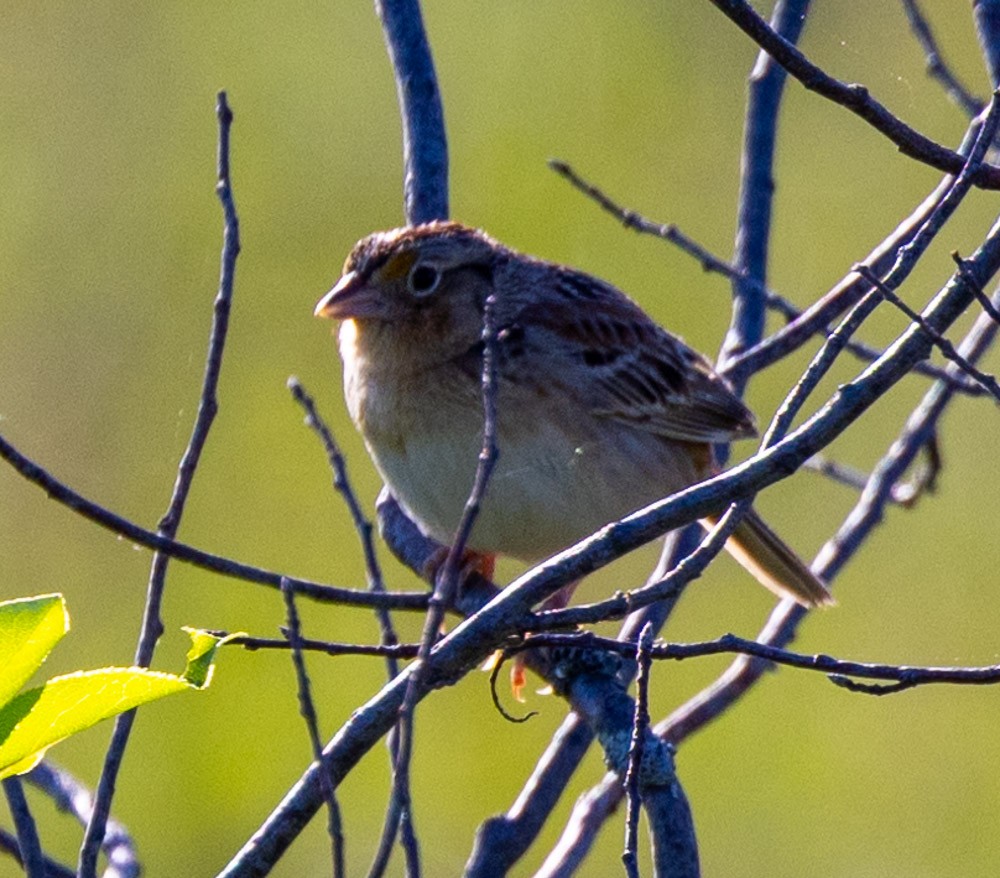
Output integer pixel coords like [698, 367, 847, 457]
[315, 221, 832, 608]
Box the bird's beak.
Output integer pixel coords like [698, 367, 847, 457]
[314, 271, 390, 320]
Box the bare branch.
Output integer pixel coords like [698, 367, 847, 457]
[464, 716, 594, 877]
[856, 263, 1000, 402]
[706, 0, 1000, 187]
[228, 634, 419, 659]
[975, 0, 1000, 88]
[722, 0, 811, 394]
[761, 94, 1000, 450]
[509, 632, 1000, 693]
[621, 624, 654, 878]
[0, 432, 430, 610]
[27, 762, 138, 878]
[901, 0, 984, 116]
[3, 777, 45, 878]
[728, 100, 996, 379]
[953, 251, 1000, 323]
[527, 504, 749, 630]
[288, 380, 402, 664]
[0, 828, 74, 878]
[80, 91, 242, 878]
[374, 0, 449, 223]
[368, 3, 453, 869]
[663, 282, 1000, 747]
[462, 530, 702, 876]
[281, 579, 345, 877]
[802, 444, 940, 506]
[386, 294, 500, 878]
[550, 158, 984, 394]
[514, 197, 1000, 872]
[221, 210, 1000, 870]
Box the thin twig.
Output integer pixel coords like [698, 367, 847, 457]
[659, 99, 1000, 749]
[3, 778, 45, 878]
[289, 380, 416, 876]
[548, 158, 784, 300]
[662, 288, 1000, 746]
[856, 264, 1000, 402]
[812, 282, 1000, 583]
[504, 631, 1000, 693]
[761, 93, 1000, 450]
[387, 296, 500, 878]
[369, 3, 451, 871]
[229, 634, 420, 659]
[827, 676, 918, 695]
[724, 122, 982, 379]
[901, 0, 984, 117]
[517, 166, 1000, 878]
[289, 380, 398, 656]
[26, 761, 139, 878]
[803, 445, 940, 506]
[242, 547, 1000, 692]
[722, 0, 811, 393]
[281, 579, 345, 878]
[953, 251, 1000, 324]
[80, 90, 242, 878]
[549, 158, 982, 393]
[0, 431, 430, 610]
[974, 0, 1000, 89]
[528, 503, 749, 630]
[707, 0, 1000, 187]
[0, 829, 74, 878]
[622, 624, 654, 878]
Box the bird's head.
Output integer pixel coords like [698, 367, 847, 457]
[318, 220, 500, 314]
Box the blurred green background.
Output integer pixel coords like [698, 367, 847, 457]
[1, 2, 999, 876]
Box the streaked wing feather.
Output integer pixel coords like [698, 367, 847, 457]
[505, 264, 757, 444]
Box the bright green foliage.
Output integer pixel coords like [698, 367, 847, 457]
[0, 594, 69, 707]
[0, 594, 230, 779]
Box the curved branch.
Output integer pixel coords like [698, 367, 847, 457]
[0, 431, 430, 610]
[707, 0, 1000, 187]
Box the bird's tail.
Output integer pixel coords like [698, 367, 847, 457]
[703, 509, 834, 608]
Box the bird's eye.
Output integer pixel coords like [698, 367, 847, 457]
[408, 263, 440, 296]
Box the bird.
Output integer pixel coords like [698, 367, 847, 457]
[314, 220, 833, 610]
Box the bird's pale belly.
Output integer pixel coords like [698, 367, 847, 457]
[366, 410, 701, 564]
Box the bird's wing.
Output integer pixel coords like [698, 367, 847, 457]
[504, 264, 757, 444]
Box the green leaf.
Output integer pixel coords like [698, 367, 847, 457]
[0, 594, 69, 707]
[181, 628, 241, 689]
[0, 668, 189, 779]
[0, 626, 232, 779]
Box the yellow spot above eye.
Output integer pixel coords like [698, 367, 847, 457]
[379, 250, 418, 283]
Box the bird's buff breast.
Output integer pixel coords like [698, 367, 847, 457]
[342, 327, 698, 563]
